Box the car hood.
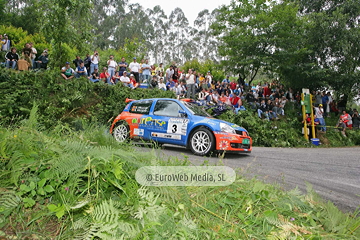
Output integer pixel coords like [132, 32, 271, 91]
[193, 116, 248, 133]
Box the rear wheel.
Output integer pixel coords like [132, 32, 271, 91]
[189, 128, 215, 156]
[113, 121, 130, 143]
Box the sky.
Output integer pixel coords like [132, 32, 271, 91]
[129, 0, 232, 26]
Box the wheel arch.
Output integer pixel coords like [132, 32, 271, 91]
[186, 125, 216, 149]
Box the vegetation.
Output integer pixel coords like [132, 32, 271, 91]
[0, 109, 359, 239]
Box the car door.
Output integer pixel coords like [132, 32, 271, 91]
[150, 99, 189, 145]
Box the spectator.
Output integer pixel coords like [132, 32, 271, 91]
[267, 99, 278, 120]
[5, 47, 19, 69]
[90, 68, 100, 82]
[129, 74, 138, 88]
[166, 77, 176, 91]
[112, 71, 121, 84]
[165, 65, 174, 82]
[120, 71, 133, 88]
[29, 42, 37, 69]
[322, 91, 329, 117]
[149, 75, 158, 89]
[1, 34, 10, 52]
[222, 75, 230, 84]
[155, 63, 164, 75]
[90, 50, 100, 75]
[142, 59, 151, 85]
[158, 78, 166, 90]
[337, 96, 347, 114]
[257, 99, 270, 120]
[351, 109, 360, 129]
[150, 65, 156, 76]
[326, 92, 333, 117]
[107, 55, 117, 79]
[315, 91, 322, 106]
[117, 57, 128, 77]
[198, 88, 210, 105]
[231, 92, 246, 114]
[206, 71, 213, 86]
[340, 110, 352, 129]
[61, 62, 75, 80]
[100, 67, 111, 84]
[22, 43, 33, 68]
[229, 79, 237, 91]
[35, 50, 49, 69]
[129, 57, 140, 83]
[17, 59, 30, 71]
[75, 62, 87, 78]
[73, 55, 83, 69]
[237, 75, 245, 87]
[186, 68, 196, 99]
[314, 104, 326, 132]
[84, 54, 91, 76]
[139, 59, 145, 82]
[335, 119, 347, 137]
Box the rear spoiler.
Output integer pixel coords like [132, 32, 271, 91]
[125, 98, 136, 103]
[180, 98, 196, 103]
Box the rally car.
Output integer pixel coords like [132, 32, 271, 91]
[110, 98, 252, 156]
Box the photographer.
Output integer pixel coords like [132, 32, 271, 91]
[90, 50, 100, 75]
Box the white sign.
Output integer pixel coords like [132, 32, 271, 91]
[167, 118, 189, 135]
[133, 128, 144, 136]
[151, 132, 181, 140]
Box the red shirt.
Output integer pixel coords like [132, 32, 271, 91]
[230, 96, 240, 106]
[100, 72, 110, 80]
[230, 82, 237, 90]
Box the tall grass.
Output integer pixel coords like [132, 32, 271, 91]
[0, 108, 359, 239]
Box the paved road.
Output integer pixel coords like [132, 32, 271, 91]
[147, 145, 360, 213]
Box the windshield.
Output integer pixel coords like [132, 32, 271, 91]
[183, 102, 212, 117]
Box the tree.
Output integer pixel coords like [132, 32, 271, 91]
[39, 0, 93, 68]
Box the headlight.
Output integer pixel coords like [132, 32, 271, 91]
[220, 123, 236, 134]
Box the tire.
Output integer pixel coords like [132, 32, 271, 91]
[113, 121, 130, 143]
[189, 128, 215, 156]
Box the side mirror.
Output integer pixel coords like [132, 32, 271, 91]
[179, 110, 187, 118]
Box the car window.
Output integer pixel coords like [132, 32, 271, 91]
[153, 100, 184, 117]
[129, 100, 153, 114]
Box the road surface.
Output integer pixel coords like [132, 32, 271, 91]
[144, 145, 360, 213]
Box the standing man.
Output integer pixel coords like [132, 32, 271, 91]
[129, 57, 140, 83]
[155, 63, 164, 75]
[315, 104, 326, 132]
[1, 34, 10, 52]
[117, 57, 128, 77]
[90, 50, 100, 75]
[142, 59, 151, 85]
[107, 55, 117, 79]
[5, 47, 19, 69]
[186, 69, 196, 99]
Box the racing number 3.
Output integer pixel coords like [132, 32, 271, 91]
[172, 125, 177, 133]
[167, 118, 189, 135]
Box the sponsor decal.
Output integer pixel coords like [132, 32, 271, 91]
[220, 136, 238, 141]
[151, 132, 181, 140]
[231, 124, 240, 128]
[131, 105, 150, 113]
[219, 140, 229, 150]
[132, 117, 166, 127]
[133, 128, 144, 136]
[167, 118, 189, 135]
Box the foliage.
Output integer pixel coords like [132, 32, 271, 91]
[181, 58, 225, 81]
[0, 69, 175, 128]
[0, 25, 50, 55]
[0, 112, 359, 239]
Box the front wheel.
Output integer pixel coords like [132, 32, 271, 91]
[189, 128, 215, 156]
[113, 121, 130, 143]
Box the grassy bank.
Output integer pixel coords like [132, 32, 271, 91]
[0, 109, 359, 239]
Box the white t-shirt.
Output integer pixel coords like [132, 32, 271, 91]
[166, 68, 174, 78]
[186, 74, 195, 84]
[31, 47, 37, 59]
[158, 83, 166, 90]
[107, 59, 117, 68]
[315, 107, 323, 119]
[91, 55, 99, 64]
[206, 75, 212, 84]
[129, 62, 140, 72]
[120, 76, 130, 83]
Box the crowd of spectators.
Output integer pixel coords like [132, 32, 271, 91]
[1, 35, 49, 71]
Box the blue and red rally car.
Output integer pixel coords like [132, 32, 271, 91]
[110, 98, 252, 156]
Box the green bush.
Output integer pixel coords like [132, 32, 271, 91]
[0, 69, 175, 128]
